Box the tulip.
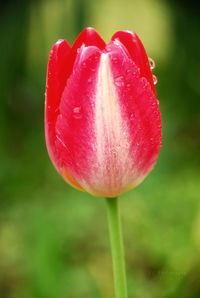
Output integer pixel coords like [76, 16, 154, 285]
[45, 27, 161, 198]
[45, 27, 162, 298]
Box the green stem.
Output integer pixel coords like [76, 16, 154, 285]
[105, 197, 128, 298]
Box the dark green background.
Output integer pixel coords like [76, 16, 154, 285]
[0, 0, 200, 297]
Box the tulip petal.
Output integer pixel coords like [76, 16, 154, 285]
[72, 27, 106, 51]
[45, 39, 71, 164]
[104, 41, 161, 189]
[54, 46, 102, 191]
[111, 31, 155, 93]
[92, 52, 134, 196]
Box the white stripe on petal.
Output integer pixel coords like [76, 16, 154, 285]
[91, 53, 133, 196]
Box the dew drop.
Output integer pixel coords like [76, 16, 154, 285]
[115, 76, 124, 87]
[130, 113, 134, 121]
[82, 62, 87, 68]
[153, 75, 158, 85]
[88, 78, 92, 83]
[126, 83, 131, 89]
[73, 106, 82, 119]
[126, 69, 131, 73]
[148, 57, 156, 70]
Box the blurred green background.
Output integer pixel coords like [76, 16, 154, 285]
[0, 0, 200, 297]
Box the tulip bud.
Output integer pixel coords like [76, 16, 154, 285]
[45, 27, 162, 197]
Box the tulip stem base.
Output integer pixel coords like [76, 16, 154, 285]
[105, 197, 128, 298]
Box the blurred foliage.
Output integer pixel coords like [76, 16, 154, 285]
[0, 0, 200, 297]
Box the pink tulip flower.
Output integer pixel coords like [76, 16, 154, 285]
[45, 27, 162, 198]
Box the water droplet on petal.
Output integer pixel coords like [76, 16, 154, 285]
[153, 75, 158, 85]
[148, 57, 156, 70]
[126, 69, 131, 73]
[115, 76, 124, 87]
[126, 83, 131, 90]
[82, 62, 87, 68]
[73, 106, 82, 119]
[130, 113, 134, 121]
[88, 78, 92, 83]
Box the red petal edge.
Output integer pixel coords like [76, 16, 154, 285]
[111, 31, 155, 93]
[68, 27, 106, 72]
[45, 39, 71, 164]
[72, 27, 106, 51]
